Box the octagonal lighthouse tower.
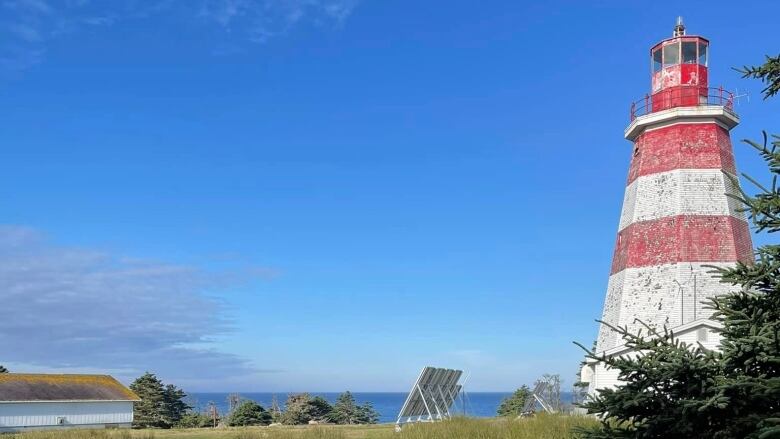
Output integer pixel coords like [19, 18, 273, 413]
[582, 18, 754, 393]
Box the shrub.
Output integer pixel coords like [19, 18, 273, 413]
[175, 412, 214, 428]
[228, 400, 273, 427]
[496, 386, 531, 417]
[280, 394, 333, 425]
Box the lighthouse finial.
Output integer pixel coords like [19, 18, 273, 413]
[673, 16, 685, 37]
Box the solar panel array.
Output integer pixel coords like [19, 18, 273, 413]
[397, 367, 463, 422]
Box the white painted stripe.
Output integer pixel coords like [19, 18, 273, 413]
[596, 261, 738, 352]
[618, 168, 746, 231]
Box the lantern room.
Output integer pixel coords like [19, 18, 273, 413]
[649, 18, 709, 111]
[651, 36, 709, 93]
[627, 18, 736, 136]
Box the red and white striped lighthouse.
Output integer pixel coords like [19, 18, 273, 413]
[583, 19, 754, 391]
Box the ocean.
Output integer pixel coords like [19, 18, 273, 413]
[186, 392, 574, 424]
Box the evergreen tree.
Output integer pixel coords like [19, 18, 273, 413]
[162, 383, 190, 426]
[227, 400, 272, 426]
[0, 365, 8, 373]
[574, 60, 780, 438]
[279, 393, 336, 425]
[496, 386, 532, 417]
[328, 391, 379, 424]
[279, 394, 315, 425]
[329, 391, 359, 424]
[280, 394, 309, 425]
[739, 54, 780, 98]
[357, 401, 380, 424]
[130, 372, 191, 429]
[130, 372, 168, 429]
[308, 396, 334, 422]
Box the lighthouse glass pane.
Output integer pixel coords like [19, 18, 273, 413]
[653, 49, 662, 72]
[663, 42, 679, 67]
[682, 41, 697, 64]
[698, 42, 708, 66]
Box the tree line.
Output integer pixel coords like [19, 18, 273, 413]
[129, 372, 379, 428]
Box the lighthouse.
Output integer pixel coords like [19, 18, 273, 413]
[581, 19, 754, 393]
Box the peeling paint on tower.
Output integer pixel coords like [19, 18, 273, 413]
[582, 19, 755, 393]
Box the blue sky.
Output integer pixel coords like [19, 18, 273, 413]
[1, 0, 779, 392]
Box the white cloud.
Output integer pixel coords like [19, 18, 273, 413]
[0, 0, 361, 71]
[0, 225, 276, 387]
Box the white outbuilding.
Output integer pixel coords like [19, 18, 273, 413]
[0, 374, 139, 432]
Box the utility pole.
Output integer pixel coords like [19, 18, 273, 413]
[207, 402, 218, 428]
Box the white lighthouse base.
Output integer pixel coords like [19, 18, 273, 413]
[580, 319, 723, 396]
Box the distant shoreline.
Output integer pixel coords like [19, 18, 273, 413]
[185, 392, 575, 424]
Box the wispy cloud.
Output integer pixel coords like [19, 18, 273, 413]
[0, 225, 276, 388]
[198, 0, 359, 43]
[0, 0, 360, 71]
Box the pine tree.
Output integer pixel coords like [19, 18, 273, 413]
[280, 394, 310, 425]
[712, 131, 780, 438]
[130, 372, 169, 429]
[356, 401, 380, 424]
[227, 400, 272, 426]
[129, 372, 191, 429]
[739, 54, 780, 99]
[329, 391, 358, 424]
[328, 391, 379, 425]
[496, 386, 532, 417]
[308, 396, 334, 423]
[162, 383, 190, 426]
[574, 60, 780, 438]
[280, 393, 334, 425]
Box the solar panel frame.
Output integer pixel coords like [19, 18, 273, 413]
[396, 366, 464, 424]
[440, 370, 462, 409]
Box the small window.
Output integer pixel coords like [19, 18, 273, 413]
[698, 42, 708, 66]
[682, 41, 697, 64]
[663, 42, 679, 67]
[652, 49, 662, 72]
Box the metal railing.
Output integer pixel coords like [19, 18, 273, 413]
[630, 86, 735, 121]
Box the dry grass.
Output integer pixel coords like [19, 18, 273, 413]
[3, 416, 598, 439]
[2, 430, 155, 439]
[391, 415, 597, 439]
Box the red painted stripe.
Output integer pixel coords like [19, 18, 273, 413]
[611, 215, 753, 274]
[627, 123, 736, 185]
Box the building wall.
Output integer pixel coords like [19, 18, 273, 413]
[587, 324, 723, 394]
[596, 120, 752, 353]
[598, 261, 737, 350]
[0, 401, 133, 431]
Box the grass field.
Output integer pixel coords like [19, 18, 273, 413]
[3, 415, 598, 439]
